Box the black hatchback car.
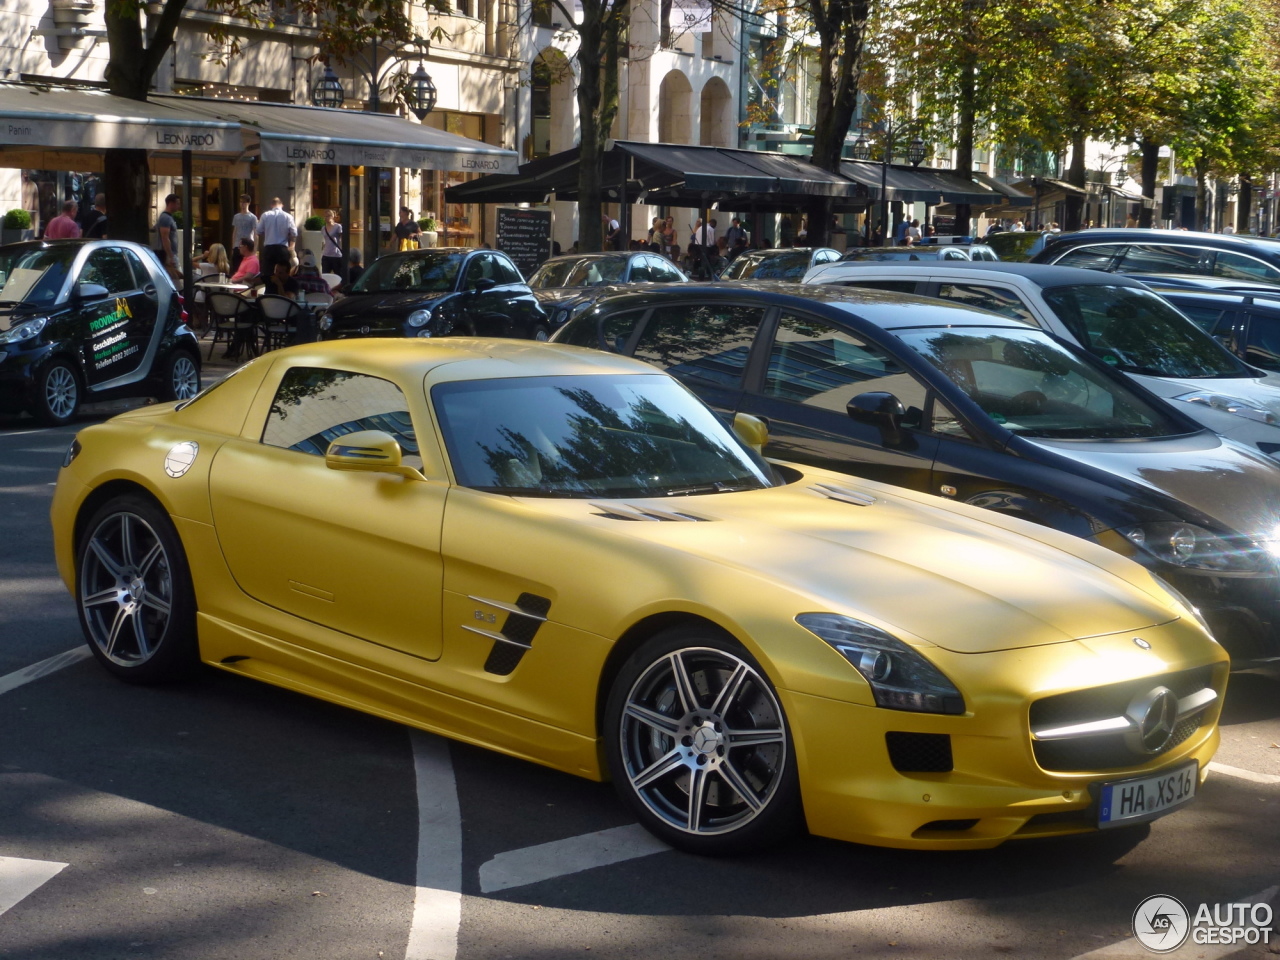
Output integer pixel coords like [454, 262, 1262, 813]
[0, 240, 201, 425]
[319, 248, 550, 342]
[553, 283, 1280, 666]
[527, 252, 688, 328]
[1031, 228, 1280, 285]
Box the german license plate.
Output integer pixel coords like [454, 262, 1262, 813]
[1098, 762, 1197, 828]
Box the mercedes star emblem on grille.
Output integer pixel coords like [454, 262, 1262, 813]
[1125, 686, 1179, 754]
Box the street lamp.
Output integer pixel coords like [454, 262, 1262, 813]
[312, 65, 345, 109]
[405, 61, 437, 121]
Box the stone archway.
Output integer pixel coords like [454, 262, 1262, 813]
[698, 76, 734, 148]
[658, 70, 694, 145]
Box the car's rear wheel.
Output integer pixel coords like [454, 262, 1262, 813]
[159, 350, 201, 402]
[76, 495, 199, 683]
[32, 360, 80, 426]
[604, 625, 802, 855]
[531, 323, 551, 342]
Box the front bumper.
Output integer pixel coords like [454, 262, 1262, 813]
[784, 624, 1228, 849]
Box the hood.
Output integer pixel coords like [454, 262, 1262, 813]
[523, 475, 1178, 655]
[1129, 372, 1280, 452]
[328, 291, 448, 319]
[532, 287, 588, 304]
[1024, 429, 1280, 537]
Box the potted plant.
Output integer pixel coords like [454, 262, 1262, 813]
[2, 209, 34, 245]
[419, 216, 439, 248]
[301, 214, 326, 260]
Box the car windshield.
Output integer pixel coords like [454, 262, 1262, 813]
[895, 326, 1191, 439]
[722, 251, 812, 280]
[843, 250, 937, 261]
[351, 251, 463, 294]
[1041, 285, 1249, 379]
[433, 373, 776, 498]
[0, 246, 77, 313]
[530, 257, 627, 288]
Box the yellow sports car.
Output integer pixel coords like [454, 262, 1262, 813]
[51, 339, 1228, 853]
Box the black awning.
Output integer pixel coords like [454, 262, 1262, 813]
[840, 160, 1008, 205]
[446, 141, 869, 209]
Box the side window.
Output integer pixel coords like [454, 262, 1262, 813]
[1052, 244, 1126, 271]
[814, 250, 839, 264]
[262, 367, 422, 468]
[557, 309, 646, 352]
[628, 258, 652, 283]
[1115, 244, 1207, 276]
[836, 279, 920, 294]
[1169, 300, 1225, 333]
[931, 396, 976, 440]
[631, 302, 764, 388]
[493, 255, 525, 284]
[935, 283, 1037, 323]
[650, 258, 683, 282]
[764, 313, 927, 415]
[1213, 251, 1280, 284]
[122, 249, 152, 290]
[464, 254, 494, 287]
[80, 249, 136, 294]
[944, 249, 967, 260]
[1244, 314, 1280, 371]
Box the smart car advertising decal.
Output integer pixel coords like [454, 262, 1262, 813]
[90, 298, 139, 370]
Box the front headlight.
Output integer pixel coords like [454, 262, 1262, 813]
[0, 316, 48, 344]
[318, 313, 332, 332]
[62, 436, 81, 468]
[1147, 571, 1214, 637]
[407, 309, 432, 328]
[1175, 391, 1278, 426]
[1120, 521, 1268, 574]
[796, 613, 965, 715]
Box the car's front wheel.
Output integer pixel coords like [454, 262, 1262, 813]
[76, 494, 199, 683]
[530, 323, 551, 342]
[32, 360, 80, 426]
[159, 349, 201, 402]
[604, 625, 802, 855]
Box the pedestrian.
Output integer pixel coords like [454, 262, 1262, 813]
[230, 238, 261, 284]
[908, 219, 922, 242]
[894, 214, 911, 244]
[394, 207, 421, 250]
[1049, 221, 1061, 233]
[256, 197, 297, 278]
[320, 209, 344, 281]
[345, 247, 366, 288]
[603, 212, 622, 250]
[154, 194, 181, 279]
[661, 216, 676, 254]
[45, 200, 81, 239]
[797, 217, 808, 242]
[724, 217, 748, 249]
[230, 194, 257, 273]
[923, 223, 937, 238]
[1011, 219, 1026, 232]
[82, 194, 108, 239]
[647, 216, 663, 252]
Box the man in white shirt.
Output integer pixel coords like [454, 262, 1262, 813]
[257, 197, 297, 277]
[691, 218, 715, 247]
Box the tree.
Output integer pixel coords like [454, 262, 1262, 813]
[101, 0, 440, 245]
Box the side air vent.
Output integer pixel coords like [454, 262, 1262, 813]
[810, 483, 876, 506]
[464, 593, 553, 676]
[591, 502, 712, 522]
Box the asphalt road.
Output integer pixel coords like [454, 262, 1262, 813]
[1, 400, 1278, 960]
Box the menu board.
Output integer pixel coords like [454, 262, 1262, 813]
[496, 208, 553, 278]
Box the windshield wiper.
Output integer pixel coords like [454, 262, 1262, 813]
[662, 481, 761, 497]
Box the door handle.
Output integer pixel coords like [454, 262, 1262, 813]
[143, 284, 158, 299]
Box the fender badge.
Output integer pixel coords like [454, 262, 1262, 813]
[1133, 637, 1152, 650]
[164, 441, 199, 478]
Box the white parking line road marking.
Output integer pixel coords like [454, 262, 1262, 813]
[405, 731, 462, 960]
[0, 857, 67, 917]
[1068, 885, 1278, 959]
[478, 823, 670, 894]
[1209, 761, 1280, 785]
[0, 647, 91, 697]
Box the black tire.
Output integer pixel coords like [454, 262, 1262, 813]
[530, 323, 551, 342]
[158, 349, 201, 403]
[75, 494, 199, 684]
[31, 359, 81, 426]
[603, 624, 803, 856]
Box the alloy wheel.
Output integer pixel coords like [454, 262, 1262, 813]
[171, 355, 200, 399]
[45, 366, 78, 421]
[618, 647, 787, 835]
[79, 512, 174, 666]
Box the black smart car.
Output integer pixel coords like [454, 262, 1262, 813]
[552, 282, 1280, 666]
[320, 248, 550, 341]
[0, 240, 201, 425]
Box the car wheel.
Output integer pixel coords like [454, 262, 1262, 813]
[160, 350, 201, 402]
[604, 625, 802, 855]
[531, 323, 551, 342]
[76, 495, 199, 684]
[32, 360, 81, 426]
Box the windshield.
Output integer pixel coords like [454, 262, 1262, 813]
[723, 251, 811, 280]
[433, 374, 775, 497]
[843, 250, 936, 262]
[1042, 285, 1249, 379]
[0, 246, 77, 313]
[351, 251, 463, 294]
[530, 257, 626, 288]
[895, 326, 1191, 439]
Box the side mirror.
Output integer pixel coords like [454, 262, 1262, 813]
[325, 430, 421, 480]
[470, 277, 497, 294]
[74, 282, 110, 301]
[732, 412, 769, 453]
[847, 391, 906, 446]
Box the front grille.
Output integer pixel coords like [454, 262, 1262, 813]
[885, 732, 953, 773]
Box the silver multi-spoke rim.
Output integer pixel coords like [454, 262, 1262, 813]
[79, 512, 173, 666]
[171, 355, 199, 399]
[534, 327, 550, 342]
[45, 366, 77, 420]
[620, 647, 786, 836]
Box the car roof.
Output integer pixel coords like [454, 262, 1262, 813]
[739, 248, 828, 256]
[1045, 228, 1280, 251]
[578, 281, 1030, 331]
[538, 253, 635, 264]
[1148, 285, 1280, 308]
[811, 260, 1149, 288]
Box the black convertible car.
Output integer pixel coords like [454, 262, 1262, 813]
[0, 239, 201, 425]
[553, 282, 1280, 667]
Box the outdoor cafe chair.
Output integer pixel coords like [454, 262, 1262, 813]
[206, 292, 258, 361]
[257, 294, 306, 351]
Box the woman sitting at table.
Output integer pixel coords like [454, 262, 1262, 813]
[203, 243, 230, 279]
[230, 238, 260, 283]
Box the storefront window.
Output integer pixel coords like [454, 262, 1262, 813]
[421, 112, 488, 248]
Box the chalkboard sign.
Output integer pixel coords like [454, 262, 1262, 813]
[496, 208, 552, 278]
